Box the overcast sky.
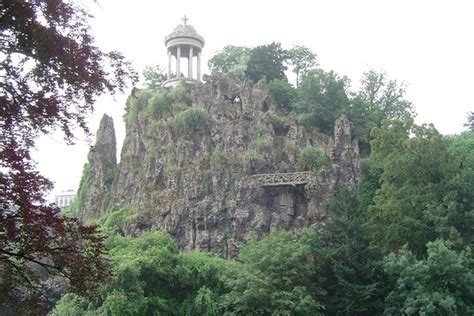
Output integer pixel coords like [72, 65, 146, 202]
[34, 0, 474, 200]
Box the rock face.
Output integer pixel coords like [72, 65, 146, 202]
[79, 114, 117, 220]
[82, 75, 361, 258]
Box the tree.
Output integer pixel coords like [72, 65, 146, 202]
[287, 45, 317, 87]
[220, 231, 324, 315]
[465, 111, 474, 131]
[142, 65, 167, 90]
[0, 0, 136, 313]
[207, 45, 250, 76]
[304, 188, 386, 315]
[245, 42, 288, 83]
[344, 70, 415, 155]
[295, 69, 350, 133]
[268, 79, 297, 109]
[52, 229, 232, 315]
[368, 120, 474, 255]
[358, 70, 414, 129]
[384, 239, 474, 315]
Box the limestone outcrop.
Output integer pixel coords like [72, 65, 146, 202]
[78, 114, 117, 220]
[80, 75, 361, 258]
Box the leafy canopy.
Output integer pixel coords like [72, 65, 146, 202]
[296, 69, 350, 133]
[384, 239, 474, 315]
[287, 45, 317, 87]
[0, 0, 136, 313]
[208, 45, 251, 76]
[142, 65, 167, 90]
[245, 42, 288, 83]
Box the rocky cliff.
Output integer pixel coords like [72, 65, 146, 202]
[81, 75, 361, 258]
[78, 114, 117, 220]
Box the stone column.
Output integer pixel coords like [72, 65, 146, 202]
[188, 46, 193, 79]
[167, 50, 172, 79]
[176, 45, 181, 77]
[197, 51, 201, 81]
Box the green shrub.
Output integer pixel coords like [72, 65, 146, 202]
[173, 107, 208, 134]
[125, 90, 153, 123]
[210, 148, 227, 169]
[169, 81, 192, 106]
[277, 161, 291, 173]
[60, 206, 78, 218]
[266, 111, 287, 127]
[100, 207, 131, 231]
[269, 79, 297, 109]
[243, 149, 265, 174]
[297, 146, 328, 173]
[164, 161, 179, 176]
[147, 91, 173, 119]
[251, 136, 271, 154]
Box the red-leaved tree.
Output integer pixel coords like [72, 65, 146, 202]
[0, 0, 137, 313]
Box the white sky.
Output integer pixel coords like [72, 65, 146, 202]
[34, 0, 474, 200]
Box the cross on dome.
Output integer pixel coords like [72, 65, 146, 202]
[182, 15, 188, 26]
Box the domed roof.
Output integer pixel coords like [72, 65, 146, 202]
[164, 23, 205, 46]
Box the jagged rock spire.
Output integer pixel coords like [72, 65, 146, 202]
[78, 114, 117, 220]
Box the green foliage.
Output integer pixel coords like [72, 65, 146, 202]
[53, 230, 233, 315]
[164, 161, 179, 176]
[51, 293, 91, 316]
[351, 70, 415, 154]
[250, 135, 271, 154]
[287, 45, 318, 87]
[125, 89, 153, 123]
[172, 107, 208, 134]
[147, 82, 191, 121]
[221, 231, 324, 315]
[368, 120, 474, 255]
[269, 79, 297, 109]
[359, 70, 415, 129]
[277, 161, 291, 173]
[208, 46, 251, 76]
[210, 148, 227, 170]
[147, 90, 174, 119]
[143, 65, 167, 90]
[297, 146, 327, 173]
[245, 42, 288, 83]
[59, 206, 79, 218]
[384, 239, 474, 315]
[465, 111, 474, 131]
[201, 171, 211, 195]
[242, 149, 265, 174]
[266, 111, 287, 127]
[296, 69, 350, 133]
[99, 207, 149, 234]
[69, 163, 90, 212]
[126, 82, 191, 124]
[357, 158, 383, 212]
[304, 188, 386, 314]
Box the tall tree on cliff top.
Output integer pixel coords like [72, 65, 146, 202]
[245, 42, 288, 83]
[0, 0, 137, 313]
[287, 45, 317, 88]
[208, 45, 251, 77]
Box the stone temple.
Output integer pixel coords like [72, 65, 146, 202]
[163, 16, 205, 88]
